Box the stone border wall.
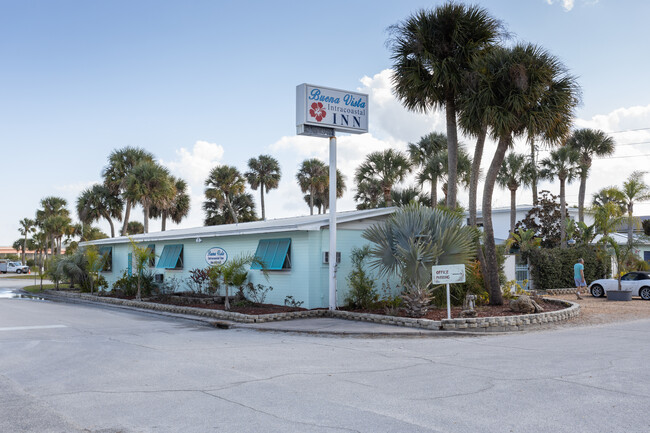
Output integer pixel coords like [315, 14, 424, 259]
[440, 299, 579, 332]
[546, 288, 580, 295]
[43, 291, 577, 332]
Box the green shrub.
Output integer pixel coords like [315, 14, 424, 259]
[111, 270, 156, 297]
[345, 246, 378, 309]
[528, 245, 610, 291]
[26, 259, 35, 267]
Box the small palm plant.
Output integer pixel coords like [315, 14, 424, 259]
[129, 238, 156, 301]
[363, 204, 476, 317]
[600, 236, 636, 291]
[84, 245, 106, 295]
[209, 253, 267, 310]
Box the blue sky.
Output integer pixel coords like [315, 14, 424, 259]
[2, 0, 650, 246]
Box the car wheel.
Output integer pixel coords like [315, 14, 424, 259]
[16, 269, 22, 274]
[640, 287, 650, 301]
[591, 284, 604, 298]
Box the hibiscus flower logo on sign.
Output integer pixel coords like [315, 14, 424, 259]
[309, 102, 326, 122]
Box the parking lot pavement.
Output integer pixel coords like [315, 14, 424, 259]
[2, 291, 650, 433]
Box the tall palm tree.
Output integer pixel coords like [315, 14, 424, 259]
[296, 159, 328, 215]
[355, 149, 411, 207]
[319, 167, 346, 213]
[205, 165, 247, 224]
[459, 43, 580, 305]
[18, 218, 36, 265]
[102, 147, 154, 236]
[76, 184, 123, 238]
[151, 176, 190, 231]
[440, 145, 472, 203]
[126, 221, 145, 235]
[354, 179, 383, 210]
[245, 155, 281, 220]
[497, 153, 532, 233]
[36, 196, 71, 259]
[540, 146, 580, 248]
[125, 161, 175, 233]
[408, 132, 448, 207]
[203, 191, 257, 226]
[389, 3, 503, 209]
[620, 171, 650, 245]
[567, 128, 616, 223]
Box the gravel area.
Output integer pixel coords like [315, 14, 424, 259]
[551, 293, 650, 327]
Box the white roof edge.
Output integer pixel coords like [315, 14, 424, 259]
[80, 207, 396, 247]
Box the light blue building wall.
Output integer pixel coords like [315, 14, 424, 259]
[87, 209, 396, 309]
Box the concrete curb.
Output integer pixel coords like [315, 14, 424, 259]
[40, 290, 579, 334]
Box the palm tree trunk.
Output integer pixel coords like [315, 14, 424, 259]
[143, 206, 150, 233]
[225, 196, 238, 224]
[530, 138, 538, 205]
[431, 178, 438, 208]
[628, 203, 634, 246]
[103, 213, 116, 238]
[121, 199, 133, 236]
[260, 183, 266, 220]
[22, 235, 27, 265]
[560, 177, 566, 248]
[161, 211, 167, 232]
[578, 172, 587, 224]
[469, 125, 487, 226]
[445, 98, 458, 209]
[509, 188, 517, 234]
[309, 186, 314, 215]
[384, 186, 392, 207]
[482, 136, 510, 306]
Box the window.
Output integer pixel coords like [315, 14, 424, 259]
[251, 238, 291, 270]
[156, 245, 184, 269]
[99, 247, 113, 272]
[147, 244, 155, 267]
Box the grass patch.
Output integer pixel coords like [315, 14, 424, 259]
[22, 283, 72, 293]
[2, 274, 39, 279]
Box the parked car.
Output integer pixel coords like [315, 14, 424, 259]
[0, 261, 30, 274]
[589, 272, 650, 300]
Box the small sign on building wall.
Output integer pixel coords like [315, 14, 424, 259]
[205, 247, 228, 266]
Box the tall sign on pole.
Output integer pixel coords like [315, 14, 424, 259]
[296, 84, 369, 311]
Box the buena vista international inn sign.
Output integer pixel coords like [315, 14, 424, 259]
[296, 84, 368, 136]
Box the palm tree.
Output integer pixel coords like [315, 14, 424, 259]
[355, 149, 410, 207]
[440, 146, 472, 204]
[245, 155, 281, 220]
[102, 147, 154, 236]
[567, 128, 616, 223]
[151, 176, 190, 231]
[296, 159, 328, 215]
[205, 165, 247, 224]
[389, 186, 430, 207]
[354, 179, 383, 210]
[125, 161, 175, 233]
[389, 3, 503, 209]
[540, 146, 580, 248]
[36, 196, 71, 258]
[311, 167, 345, 213]
[620, 171, 650, 245]
[497, 153, 532, 234]
[459, 43, 580, 305]
[408, 132, 448, 207]
[18, 218, 36, 265]
[203, 191, 257, 225]
[77, 184, 123, 238]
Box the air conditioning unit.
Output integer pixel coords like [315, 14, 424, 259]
[154, 274, 164, 283]
[322, 251, 341, 264]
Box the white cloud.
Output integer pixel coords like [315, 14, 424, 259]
[546, 0, 576, 11]
[161, 140, 224, 185]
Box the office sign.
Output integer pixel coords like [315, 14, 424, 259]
[432, 264, 466, 284]
[205, 247, 228, 266]
[296, 83, 368, 135]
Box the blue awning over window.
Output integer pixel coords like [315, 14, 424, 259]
[156, 244, 183, 269]
[251, 238, 291, 270]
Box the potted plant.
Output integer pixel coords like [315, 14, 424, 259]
[602, 236, 633, 301]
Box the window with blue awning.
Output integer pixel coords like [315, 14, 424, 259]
[147, 244, 155, 267]
[99, 246, 113, 272]
[156, 245, 183, 269]
[251, 238, 291, 270]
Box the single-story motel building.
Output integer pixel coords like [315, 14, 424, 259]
[82, 208, 397, 309]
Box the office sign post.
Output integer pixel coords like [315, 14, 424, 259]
[432, 264, 466, 319]
[296, 84, 368, 311]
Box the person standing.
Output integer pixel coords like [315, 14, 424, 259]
[574, 258, 586, 299]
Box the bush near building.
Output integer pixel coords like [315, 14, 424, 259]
[527, 246, 610, 291]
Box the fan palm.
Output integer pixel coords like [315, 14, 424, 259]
[36, 196, 71, 258]
[355, 149, 411, 207]
[497, 153, 533, 233]
[18, 218, 36, 265]
[621, 171, 650, 245]
[77, 184, 123, 238]
[205, 165, 247, 224]
[389, 3, 503, 209]
[102, 147, 154, 236]
[459, 43, 580, 304]
[151, 176, 190, 231]
[408, 132, 448, 207]
[125, 161, 175, 233]
[296, 159, 327, 215]
[309, 167, 346, 214]
[354, 179, 383, 210]
[567, 128, 616, 223]
[245, 155, 281, 220]
[540, 146, 580, 248]
[203, 190, 257, 226]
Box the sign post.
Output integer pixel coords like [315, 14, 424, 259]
[297, 84, 368, 311]
[432, 264, 466, 319]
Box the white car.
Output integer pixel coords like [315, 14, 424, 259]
[589, 272, 650, 300]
